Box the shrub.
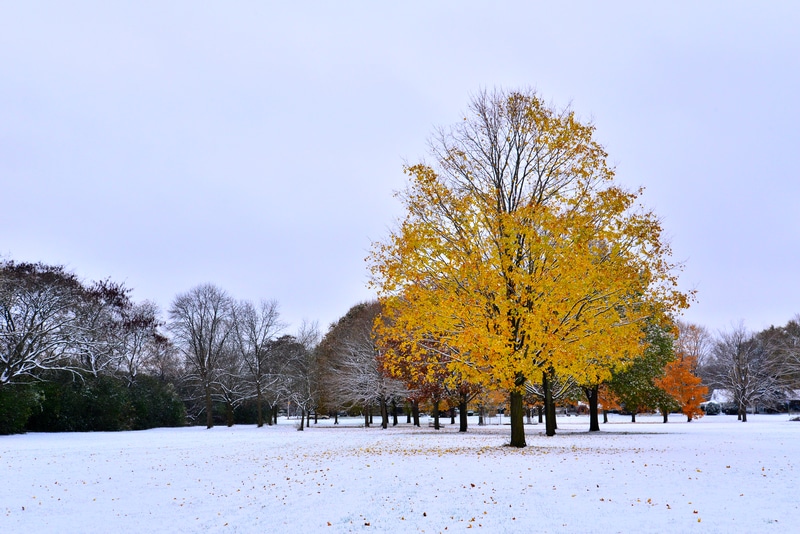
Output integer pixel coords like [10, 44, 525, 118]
[0, 384, 41, 434]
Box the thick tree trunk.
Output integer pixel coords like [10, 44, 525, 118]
[392, 400, 398, 427]
[509, 389, 526, 447]
[538, 405, 544, 424]
[450, 407, 456, 425]
[459, 395, 468, 433]
[603, 409, 609, 424]
[544, 373, 556, 437]
[631, 412, 636, 423]
[406, 402, 411, 424]
[478, 405, 485, 426]
[412, 400, 420, 427]
[273, 406, 278, 425]
[364, 408, 370, 428]
[586, 385, 600, 432]
[433, 399, 441, 430]
[741, 406, 748, 422]
[334, 411, 339, 424]
[306, 410, 310, 428]
[297, 408, 305, 431]
[662, 410, 669, 423]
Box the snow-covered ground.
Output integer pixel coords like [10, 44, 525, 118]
[2, 414, 799, 533]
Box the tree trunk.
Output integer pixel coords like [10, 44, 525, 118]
[364, 408, 370, 428]
[256, 382, 264, 428]
[510, 389, 526, 447]
[631, 412, 636, 423]
[273, 406, 278, 425]
[433, 399, 441, 430]
[741, 406, 747, 422]
[204, 384, 214, 429]
[314, 411, 318, 424]
[662, 410, 669, 423]
[226, 401, 234, 427]
[412, 400, 420, 427]
[297, 408, 305, 431]
[306, 410, 310, 428]
[459, 395, 468, 433]
[586, 385, 600, 432]
[406, 402, 411, 424]
[392, 400, 398, 427]
[544, 373, 556, 437]
[380, 397, 389, 429]
[264, 404, 273, 426]
[538, 405, 544, 424]
[478, 405, 485, 426]
[334, 411, 339, 424]
[450, 407, 456, 425]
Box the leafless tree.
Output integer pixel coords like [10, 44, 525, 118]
[676, 320, 713, 370]
[324, 302, 406, 429]
[214, 339, 250, 427]
[1, 261, 90, 386]
[286, 320, 322, 430]
[168, 284, 234, 428]
[116, 301, 163, 385]
[706, 323, 788, 421]
[230, 299, 284, 427]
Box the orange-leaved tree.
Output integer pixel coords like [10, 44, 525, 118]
[370, 89, 690, 447]
[656, 354, 708, 421]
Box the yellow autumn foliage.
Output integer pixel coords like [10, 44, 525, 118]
[369, 89, 690, 444]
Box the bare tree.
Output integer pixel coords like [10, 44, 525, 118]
[325, 302, 406, 429]
[288, 320, 322, 430]
[214, 339, 249, 427]
[116, 301, 163, 385]
[1, 261, 89, 386]
[230, 299, 284, 427]
[677, 321, 713, 370]
[706, 324, 788, 421]
[168, 284, 234, 428]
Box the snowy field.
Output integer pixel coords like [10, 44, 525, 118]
[2, 414, 799, 533]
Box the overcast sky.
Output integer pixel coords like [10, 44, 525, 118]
[2, 2, 798, 336]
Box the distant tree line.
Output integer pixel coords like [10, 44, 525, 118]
[3, 258, 799, 436]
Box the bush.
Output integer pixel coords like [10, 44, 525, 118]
[128, 375, 186, 429]
[0, 384, 41, 434]
[26, 374, 133, 432]
[702, 401, 721, 416]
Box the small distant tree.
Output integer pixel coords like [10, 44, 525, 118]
[610, 321, 676, 422]
[656, 355, 707, 422]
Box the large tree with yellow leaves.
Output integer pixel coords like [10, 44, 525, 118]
[370, 89, 689, 447]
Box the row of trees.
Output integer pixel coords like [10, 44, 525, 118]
[0, 260, 185, 433]
[2, 256, 798, 436]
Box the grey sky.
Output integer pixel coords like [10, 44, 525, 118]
[2, 2, 798, 335]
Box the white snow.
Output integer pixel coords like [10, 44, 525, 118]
[2, 414, 799, 533]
